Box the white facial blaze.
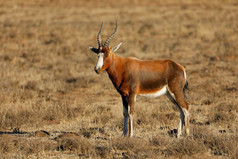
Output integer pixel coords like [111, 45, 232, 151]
[95, 53, 104, 70]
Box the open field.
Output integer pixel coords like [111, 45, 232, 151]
[0, 0, 237, 158]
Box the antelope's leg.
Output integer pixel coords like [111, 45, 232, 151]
[166, 91, 185, 138]
[128, 93, 136, 137]
[122, 96, 129, 136]
[183, 108, 190, 136]
[174, 93, 189, 137]
[178, 109, 185, 138]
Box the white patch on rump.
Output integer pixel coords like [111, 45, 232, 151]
[184, 70, 187, 80]
[139, 86, 167, 98]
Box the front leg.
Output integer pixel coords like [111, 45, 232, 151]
[122, 96, 128, 136]
[128, 93, 136, 137]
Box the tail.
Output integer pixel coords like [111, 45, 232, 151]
[183, 80, 189, 99]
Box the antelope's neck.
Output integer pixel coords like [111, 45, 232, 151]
[106, 54, 125, 92]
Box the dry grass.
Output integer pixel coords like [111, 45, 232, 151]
[0, 0, 237, 158]
[0, 134, 57, 157]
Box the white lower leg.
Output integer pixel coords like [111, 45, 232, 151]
[129, 114, 133, 137]
[177, 110, 184, 138]
[177, 119, 182, 138]
[183, 108, 189, 136]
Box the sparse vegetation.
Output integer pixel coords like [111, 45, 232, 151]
[0, 0, 237, 158]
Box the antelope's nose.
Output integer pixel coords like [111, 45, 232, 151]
[94, 67, 100, 74]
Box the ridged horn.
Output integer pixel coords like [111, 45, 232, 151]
[104, 21, 118, 47]
[97, 22, 103, 48]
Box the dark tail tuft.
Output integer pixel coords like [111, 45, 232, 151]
[183, 80, 189, 99]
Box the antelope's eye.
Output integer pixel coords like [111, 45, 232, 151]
[104, 52, 109, 57]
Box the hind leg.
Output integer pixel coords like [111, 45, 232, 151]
[166, 89, 189, 137]
[166, 91, 185, 138]
[183, 107, 189, 136]
[173, 92, 189, 137]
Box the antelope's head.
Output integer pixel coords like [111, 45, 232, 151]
[89, 22, 122, 74]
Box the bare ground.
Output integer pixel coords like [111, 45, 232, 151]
[0, 0, 237, 158]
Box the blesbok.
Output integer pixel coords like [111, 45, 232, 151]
[89, 22, 189, 138]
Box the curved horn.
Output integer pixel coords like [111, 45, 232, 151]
[97, 22, 103, 48]
[104, 21, 118, 47]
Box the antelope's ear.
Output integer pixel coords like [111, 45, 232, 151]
[112, 42, 122, 53]
[89, 47, 98, 54]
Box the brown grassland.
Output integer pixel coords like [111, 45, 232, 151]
[0, 0, 237, 158]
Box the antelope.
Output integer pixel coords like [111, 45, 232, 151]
[89, 22, 189, 138]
